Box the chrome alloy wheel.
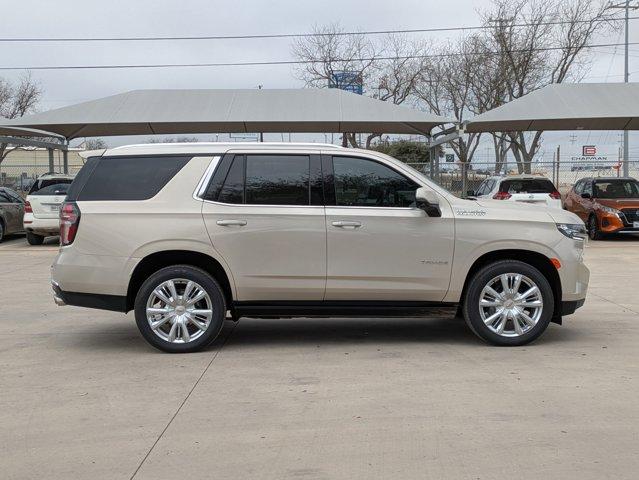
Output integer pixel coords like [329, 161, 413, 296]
[146, 278, 213, 344]
[478, 273, 543, 338]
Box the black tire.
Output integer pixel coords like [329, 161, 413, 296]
[0, 221, 4, 243]
[587, 214, 603, 240]
[134, 265, 226, 353]
[462, 260, 554, 346]
[26, 232, 45, 245]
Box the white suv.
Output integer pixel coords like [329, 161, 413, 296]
[51, 143, 590, 352]
[24, 173, 75, 244]
[473, 175, 563, 209]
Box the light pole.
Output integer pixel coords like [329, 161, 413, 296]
[610, 1, 639, 176]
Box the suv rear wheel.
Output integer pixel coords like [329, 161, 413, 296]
[134, 265, 226, 353]
[463, 260, 554, 346]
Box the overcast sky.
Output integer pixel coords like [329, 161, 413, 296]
[2, 0, 638, 160]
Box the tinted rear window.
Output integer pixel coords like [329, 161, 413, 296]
[499, 179, 556, 194]
[75, 156, 191, 201]
[28, 178, 74, 196]
[205, 154, 312, 205]
[217, 155, 245, 204]
[245, 155, 310, 205]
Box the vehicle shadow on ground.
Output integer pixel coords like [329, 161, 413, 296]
[594, 234, 639, 242]
[63, 315, 584, 353]
[0, 234, 59, 246]
[221, 316, 583, 349]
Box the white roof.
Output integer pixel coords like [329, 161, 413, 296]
[467, 83, 639, 133]
[1, 89, 453, 139]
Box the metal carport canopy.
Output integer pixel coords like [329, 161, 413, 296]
[0, 88, 453, 139]
[465, 83, 639, 133]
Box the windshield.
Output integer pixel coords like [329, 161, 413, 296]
[28, 178, 73, 196]
[593, 179, 639, 199]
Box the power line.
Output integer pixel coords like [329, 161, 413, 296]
[1, 41, 638, 71]
[0, 16, 635, 43]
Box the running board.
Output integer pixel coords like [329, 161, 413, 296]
[232, 301, 458, 319]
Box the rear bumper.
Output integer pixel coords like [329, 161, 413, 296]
[51, 281, 127, 312]
[24, 214, 59, 235]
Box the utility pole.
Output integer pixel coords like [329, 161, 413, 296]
[257, 84, 264, 143]
[610, 1, 639, 176]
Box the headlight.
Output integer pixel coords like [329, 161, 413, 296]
[557, 223, 587, 240]
[599, 205, 620, 216]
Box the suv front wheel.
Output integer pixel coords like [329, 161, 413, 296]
[462, 260, 554, 346]
[134, 265, 226, 353]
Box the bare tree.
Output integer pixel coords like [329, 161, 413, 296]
[485, 0, 616, 172]
[292, 23, 379, 91]
[416, 37, 484, 164]
[0, 73, 42, 165]
[291, 25, 429, 149]
[147, 136, 199, 143]
[83, 138, 108, 150]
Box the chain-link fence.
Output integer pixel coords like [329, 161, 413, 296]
[0, 163, 84, 196]
[409, 160, 639, 197]
[0, 148, 86, 196]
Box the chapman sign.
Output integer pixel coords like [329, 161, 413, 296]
[571, 145, 610, 162]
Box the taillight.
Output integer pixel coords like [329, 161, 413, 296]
[60, 202, 80, 246]
[493, 191, 512, 200]
[549, 190, 561, 200]
[24, 201, 33, 214]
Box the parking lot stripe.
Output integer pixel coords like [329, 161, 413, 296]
[129, 321, 238, 480]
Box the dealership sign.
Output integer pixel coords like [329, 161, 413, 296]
[571, 145, 610, 162]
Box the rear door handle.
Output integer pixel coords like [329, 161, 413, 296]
[216, 220, 247, 226]
[331, 221, 362, 228]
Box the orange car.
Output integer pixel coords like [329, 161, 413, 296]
[564, 177, 639, 240]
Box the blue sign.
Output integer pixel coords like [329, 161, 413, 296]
[329, 71, 363, 95]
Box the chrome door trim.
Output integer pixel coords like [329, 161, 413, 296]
[192, 156, 222, 201]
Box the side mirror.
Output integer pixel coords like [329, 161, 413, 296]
[415, 187, 442, 218]
[581, 192, 592, 199]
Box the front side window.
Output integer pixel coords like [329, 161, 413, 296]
[0, 191, 11, 203]
[573, 180, 584, 194]
[582, 181, 593, 197]
[332, 156, 419, 208]
[4, 189, 23, 203]
[476, 180, 488, 196]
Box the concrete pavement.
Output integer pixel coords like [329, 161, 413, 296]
[0, 235, 638, 479]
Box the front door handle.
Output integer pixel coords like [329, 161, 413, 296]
[216, 220, 247, 226]
[331, 221, 362, 228]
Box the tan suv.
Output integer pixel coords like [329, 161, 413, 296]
[51, 143, 590, 352]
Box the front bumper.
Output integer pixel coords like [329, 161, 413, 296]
[599, 212, 639, 234]
[560, 298, 585, 316]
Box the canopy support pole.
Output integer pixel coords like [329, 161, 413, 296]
[48, 148, 54, 173]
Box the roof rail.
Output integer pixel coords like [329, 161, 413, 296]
[109, 141, 345, 151]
